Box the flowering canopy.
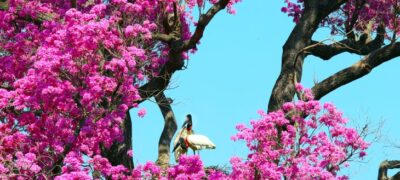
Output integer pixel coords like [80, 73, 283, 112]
[0, 0, 240, 178]
[0, 0, 384, 179]
[229, 85, 368, 179]
[283, 0, 400, 36]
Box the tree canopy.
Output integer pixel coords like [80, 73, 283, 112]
[1, 0, 399, 179]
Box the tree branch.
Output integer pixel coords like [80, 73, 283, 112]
[180, 0, 230, 51]
[137, 50, 184, 104]
[71, 0, 77, 8]
[0, 0, 8, 10]
[152, 33, 176, 43]
[308, 25, 385, 60]
[378, 160, 400, 180]
[312, 42, 400, 100]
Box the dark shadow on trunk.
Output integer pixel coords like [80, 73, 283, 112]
[101, 111, 134, 169]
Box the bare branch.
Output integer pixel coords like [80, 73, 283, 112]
[312, 42, 400, 100]
[308, 25, 385, 60]
[152, 33, 176, 43]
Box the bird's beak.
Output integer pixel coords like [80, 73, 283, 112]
[182, 120, 188, 128]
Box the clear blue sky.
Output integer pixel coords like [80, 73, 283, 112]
[130, 0, 400, 179]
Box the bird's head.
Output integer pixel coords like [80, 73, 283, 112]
[182, 114, 192, 128]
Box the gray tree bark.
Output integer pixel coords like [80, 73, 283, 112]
[378, 160, 400, 180]
[154, 93, 178, 168]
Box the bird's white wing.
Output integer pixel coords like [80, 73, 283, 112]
[187, 134, 216, 150]
[173, 129, 184, 146]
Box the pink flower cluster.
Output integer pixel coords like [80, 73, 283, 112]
[281, 0, 303, 23]
[54, 153, 206, 180]
[167, 155, 206, 179]
[184, 0, 241, 14]
[282, 0, 400, 35]
[230, 86, 369, 179]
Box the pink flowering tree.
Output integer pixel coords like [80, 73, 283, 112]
[276, 1, 400, 179]
[0, 0, 240, 178]
[271, 0, 400, 111]
[0, 0, 399, 179]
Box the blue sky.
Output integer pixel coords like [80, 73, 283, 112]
[131, 0, 400, 179]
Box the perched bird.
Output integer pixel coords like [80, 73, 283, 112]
[172, 114, 216, 162]
[186, 134, 216, 152]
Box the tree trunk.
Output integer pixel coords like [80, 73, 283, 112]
[268, 1, 346, 112]
[267, 9, 319, 112]
[155, 92, 178, 168]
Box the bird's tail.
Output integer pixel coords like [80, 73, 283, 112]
[172, 140, 181, 152]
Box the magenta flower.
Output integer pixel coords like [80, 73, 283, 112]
[138, 108, 147, 118]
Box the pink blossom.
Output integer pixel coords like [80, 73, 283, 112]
[127, 149, 133, 157]
[138, 108, 146, 118]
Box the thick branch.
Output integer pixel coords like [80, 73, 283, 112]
[155, 92, 178, 168]
[378, 160, 400, 180]
[137, 51, 183, 104]
[152, 33, 176, 43]
[312, 42, 400, 100]
[308, 25, 385, 60]
[180, 0, 230, 51]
